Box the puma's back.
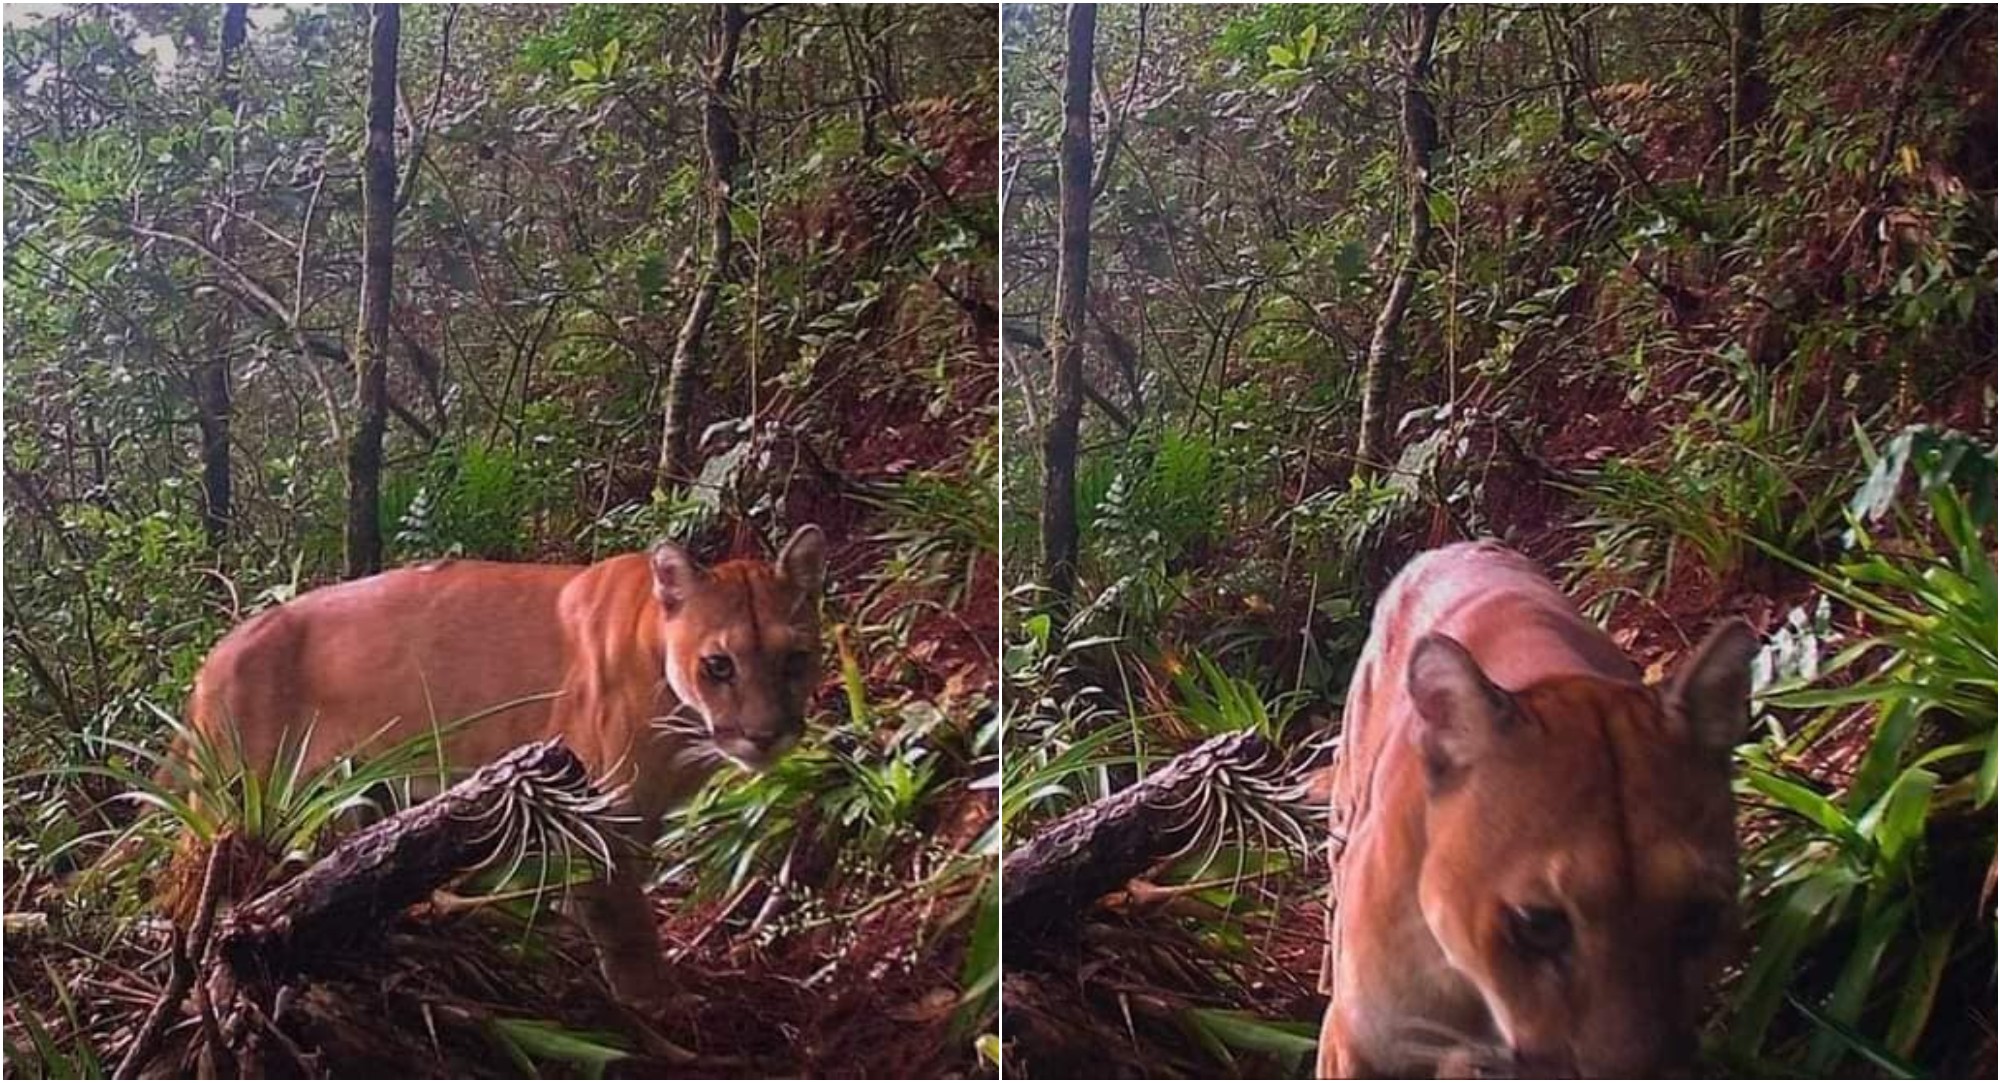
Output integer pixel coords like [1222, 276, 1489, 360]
[190, 559, 585, 777]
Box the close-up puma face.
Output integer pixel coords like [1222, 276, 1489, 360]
[1407, 627, 1754, 1077]
[652, 525, 828, 770]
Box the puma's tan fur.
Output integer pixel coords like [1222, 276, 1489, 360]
[183, 525, 827, 1004]
[1316, 541, 1754, 1078]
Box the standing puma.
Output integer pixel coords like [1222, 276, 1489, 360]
[1316, 541, 1755, 1078]
[182, 525, 827, 1005]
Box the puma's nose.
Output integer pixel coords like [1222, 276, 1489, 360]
[746, 731, 782, 752]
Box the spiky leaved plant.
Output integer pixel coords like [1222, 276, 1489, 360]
[1729, 426, 1995, 1076]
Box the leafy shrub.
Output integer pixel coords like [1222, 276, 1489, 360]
[1727, 427, 1995, 1075]
[998, 605, 1139, 836]
[1281, 471, 1417, 568]
[1569, 367, 1851, 593]
[390, 440, 560, 560]
[1071, 429, 1227, 632]
[857, 432, 998, 641]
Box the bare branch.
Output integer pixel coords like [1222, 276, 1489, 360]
[396, 4, 459, 216]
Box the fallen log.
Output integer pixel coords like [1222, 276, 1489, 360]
[215, 737, 620, 978]
[1000, 729, 1289, 957]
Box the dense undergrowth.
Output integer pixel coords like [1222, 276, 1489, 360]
[1001, 5, 1993, 1078]
[4, 5, 997, 1078]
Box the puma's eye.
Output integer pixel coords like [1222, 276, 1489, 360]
[1504, 904, 1572, 958]
[701, 654, 735, 682]
[1676, 900, 1725, 952]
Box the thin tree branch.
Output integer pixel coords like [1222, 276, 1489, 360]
[395, 4, 458, 216]
[1090, 3, 1148, 203]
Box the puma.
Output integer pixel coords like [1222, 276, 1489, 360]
[179, 525, 827, 1005]
[1315, 541, 1755, 1078]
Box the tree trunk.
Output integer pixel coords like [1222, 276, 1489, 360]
[1001, 730, 1278, 959]
[1727, 4, 1768, 198]
[1040, 3, 1095, 608]
[1353, 4, 1444, 482]
[841, 7, 882, 155]
[657, 4, 747, 493]
[345, 4, 398, 579]
[1542, 7, 1579, 145]
[195, 4, 247, 553]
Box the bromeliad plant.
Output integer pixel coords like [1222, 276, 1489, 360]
[60, 691, 611, 915]
[1726, 426, 1995, 1076]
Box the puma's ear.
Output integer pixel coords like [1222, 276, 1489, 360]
[777, 524, 827, 597]
[1407, 633, 1512, 785]
[650, 540, 703, 613]
[1664, 619, 1759, 758]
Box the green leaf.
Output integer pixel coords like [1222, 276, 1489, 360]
[1803, 896, 1908, 1073]
[489, 1018, 630, 1078]
[1023, 612, 1052, 650]
[1333, 239, 1367, 282]
[1728, 873, 1851, 1054]
[1855, 766, 1936, 872]
[1181, 1008, 1319, 1076]
[1883, 917, 1957, 1057]
[1425, 188, 1458, 226]
[1789, 996, 1923, 1079]
[1267, 43, 1296, 68]
[569, 57, 599, 82]
[953, 880, 999, 1037]
[1977, 737, 1998, 808]
[1742, 767, 1860, 849]
[635, 252, 667, 303]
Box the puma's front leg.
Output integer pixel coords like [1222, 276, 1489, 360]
[1316, 1000, 1380, 1080]
[573, 821, 669, 1009]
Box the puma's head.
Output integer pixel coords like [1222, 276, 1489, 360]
[1403, 621, 1757, 1077]
[650, 525, 827, 770]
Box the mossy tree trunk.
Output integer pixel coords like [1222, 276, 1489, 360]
[344, 4, 399, 578]
[1040, 2, 1096, 608]
[1353, 4, 1443, 483]
[196, 4, 247, 554]
[658, 4, 748, 493]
